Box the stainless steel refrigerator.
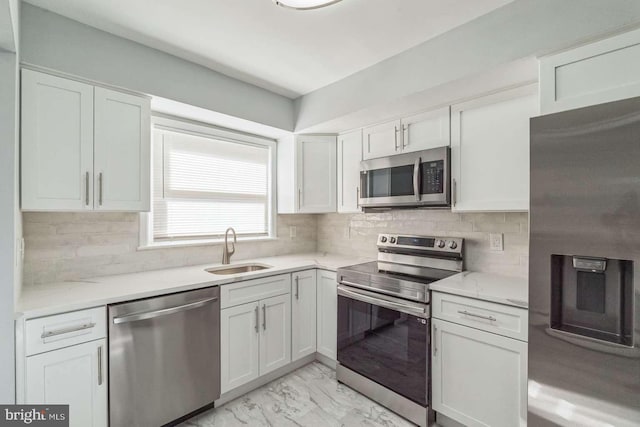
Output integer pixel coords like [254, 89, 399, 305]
[529, 97, 640, 426]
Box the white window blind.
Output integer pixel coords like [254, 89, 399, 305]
[152, 126, 272, 241]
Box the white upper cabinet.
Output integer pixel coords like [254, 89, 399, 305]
[94, 87, 150, 211]
[337, 130, 362, 213]
[401, 107, 451, 153]
[362, 119, 401, 160]
[540, 28, 640, 114]
[277, 134, 337, 213]
[21, 69, 150, 212]
[21, 69, 95, 211]
[451, 84, 537, 212]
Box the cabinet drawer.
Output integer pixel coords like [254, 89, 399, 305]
[25, 307, 107, 356]
[221, 274, 291, 309]
[432, 293, 527, 341]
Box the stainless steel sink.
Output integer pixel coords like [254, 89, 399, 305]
[205, 263, 272, 275]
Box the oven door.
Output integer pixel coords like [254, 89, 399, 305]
[359, 146, 450, 208]
[337, 285, 430, 407]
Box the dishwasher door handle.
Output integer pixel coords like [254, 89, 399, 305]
[112, 297, 218, 324]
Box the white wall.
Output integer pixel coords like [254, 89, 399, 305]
[295, 0, 640, 132]
[20, 3, 295, 131]
[0, 0, 19, 404]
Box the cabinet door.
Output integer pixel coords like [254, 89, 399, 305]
[25, 339, 107, 427]
[362, 119, 401, 160]
[220, 302, 260, 394]
[297, 135, 337, 213]
[401, 107, 450, 153]
[451, 85, 537, 212]
[337, 130, 363, 213]
[259, 294, 291, 376]
[316, 270, 337, 361]
[291, 270, 317, 361]
[94, 87, 150, 212]
[21, 69, 94, 211]
[432, 319, 527, 427]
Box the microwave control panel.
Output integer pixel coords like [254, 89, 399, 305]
[422, 160, 444, 194]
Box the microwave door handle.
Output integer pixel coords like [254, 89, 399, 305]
[413, 157, 421, 201]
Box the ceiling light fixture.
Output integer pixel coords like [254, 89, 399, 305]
[273, 0, 343, 10]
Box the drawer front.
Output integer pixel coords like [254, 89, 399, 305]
[25, 307, 107, 356]
[220, 274, 291, 309]
[432, 293, 527, 341]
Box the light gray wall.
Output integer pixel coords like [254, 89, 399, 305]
[20, 3, 295, 131]
[295, 0, 640, 131]
[0, 0, 19, 404]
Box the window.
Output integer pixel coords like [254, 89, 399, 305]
[141, 117, 276, 247]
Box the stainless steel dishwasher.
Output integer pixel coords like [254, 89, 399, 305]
[108, 286, 220, 427]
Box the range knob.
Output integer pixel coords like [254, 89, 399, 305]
[380, 236, 387, 243]
[448, 241, 458, 250]
[390, 237, 397, 244]
[436, 239, 446, 248]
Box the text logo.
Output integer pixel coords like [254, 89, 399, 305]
[0, 406, 68, 427]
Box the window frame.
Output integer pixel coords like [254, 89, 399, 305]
[139, 115, 277, 249]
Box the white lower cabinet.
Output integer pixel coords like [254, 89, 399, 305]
[432, 318, 527, 427]
[259, 294, 292, 375]
[25, 339, 107, 427]
[220, 278, 292, 394]
[316, 270, 338, 361]
[220, 301, 261, 393]
[291, 269, 317, 360]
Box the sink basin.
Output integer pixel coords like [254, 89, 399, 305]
[205, 263, 272, 275]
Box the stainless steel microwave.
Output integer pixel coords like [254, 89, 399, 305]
[359, 146, 450, 209]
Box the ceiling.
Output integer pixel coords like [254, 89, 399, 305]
[25, 0, 513, 98]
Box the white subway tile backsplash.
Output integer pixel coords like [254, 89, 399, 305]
[317, 209, 528, 279]
[23, 212, 317, 285]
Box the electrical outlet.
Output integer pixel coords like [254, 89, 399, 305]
[489, 233, 504, 251]
[289, 226, 296, 239]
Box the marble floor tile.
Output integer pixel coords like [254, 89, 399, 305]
[180, 362, 416, 427]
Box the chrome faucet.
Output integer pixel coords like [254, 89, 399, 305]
[222, 227, 237, 264]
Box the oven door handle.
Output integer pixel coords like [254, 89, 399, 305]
[413, 156, 421, 201]
[337, 285, 429, 318]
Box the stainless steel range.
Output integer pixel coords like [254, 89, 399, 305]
[336, 234, 464, 427]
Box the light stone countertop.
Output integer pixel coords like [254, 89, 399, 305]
[429, 271, 529, 308]
[17, 252, 372, 319]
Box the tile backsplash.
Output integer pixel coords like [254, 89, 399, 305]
[23, 212, 317, 285]
[317, 210, 529, 278]
[23, 209, 529, 286]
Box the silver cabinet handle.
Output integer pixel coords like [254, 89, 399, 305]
[295, 276, 299, 300]
[433, 324, 438, 357]
[298, 188, 301, 211]
[97, 345, 103, 385]
[262, 304, 266, 330]
[458, 310, 497, 322]
[98, 172, 103, 206]
[41, 322, 96, 339]
[452, 178, 457, 207]
[85, 172, 90, 206]
[356, 187, 360, 209]
[402, 124, 408, 148]
[394, 125, 399, 151]
[413, 157, 421, 201]
[254, 305, 259, 333]
[112, 297, 218, 324]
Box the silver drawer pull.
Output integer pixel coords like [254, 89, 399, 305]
[458, 310, 497, 322]
[113, 297, 218, 324]
[41, 322, 96, 339]
[97, 345, 103, 385]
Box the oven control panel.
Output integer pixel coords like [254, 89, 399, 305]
[378, 233, 463, 254]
